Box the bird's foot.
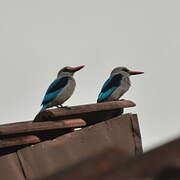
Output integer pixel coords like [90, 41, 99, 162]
[56, 105, 61, 108]
[56, 105, 71, 109]
[62, 105, 71, 110]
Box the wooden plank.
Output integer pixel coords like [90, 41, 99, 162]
[0, 119, 86, 136]
[56, 148, 127, 180]
[17, 114, 142, 180]
[0, 153, 25, 180]
[34, 100, 135, 122]
[130, 114, 143, 155]
[0, 135, 40, 148]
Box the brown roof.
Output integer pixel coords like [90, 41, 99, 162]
[0, 100, 135, 155]
[0, 100, 142, 179]
[1, 100, 179, 179]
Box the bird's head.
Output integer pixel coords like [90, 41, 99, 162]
[57, 65, 85, 77]
[111, 66, 144, 76]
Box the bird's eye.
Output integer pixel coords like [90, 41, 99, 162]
[63, 68, 70, 72]
[122, 68, 129, 72]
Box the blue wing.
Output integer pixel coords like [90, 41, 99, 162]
[97, 74, 122, 102]
[41, 77, 69, 105]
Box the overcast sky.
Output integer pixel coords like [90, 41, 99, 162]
[0, 0, 180, 151]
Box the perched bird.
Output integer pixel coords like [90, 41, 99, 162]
[97, 67, 144, 103]
[40, 65, 84, 112]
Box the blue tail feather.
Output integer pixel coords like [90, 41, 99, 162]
[40, 104, 48, 112]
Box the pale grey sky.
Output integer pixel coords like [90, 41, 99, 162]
[0, 0, 180, 151]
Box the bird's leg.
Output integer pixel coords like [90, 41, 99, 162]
[56, 105, 61, 108]
[55, 104, 71, 109]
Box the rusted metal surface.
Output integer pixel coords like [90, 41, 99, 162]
[16, 113, 141, 180]
[0, 153, 25, 180]
[0, 118, 86, 136]
[105, 137, 180, 179]
[34, 100, 135, 122]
